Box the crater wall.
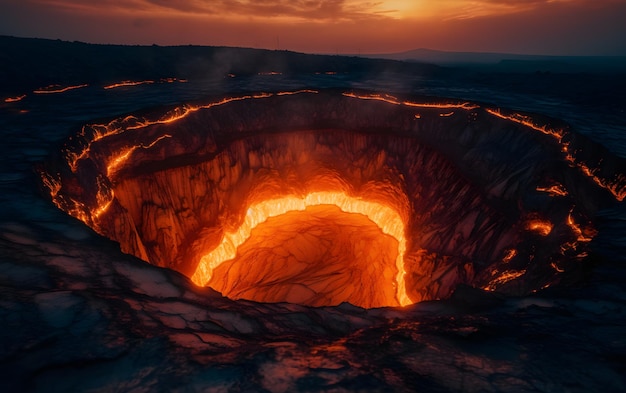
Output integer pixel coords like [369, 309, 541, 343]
[41, 90, 625, 306]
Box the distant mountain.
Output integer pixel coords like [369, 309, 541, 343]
[361, 48, 626, 73]
[0, 35, 443, 94]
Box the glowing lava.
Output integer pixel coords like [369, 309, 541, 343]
[4, 94, 26, 103]
[526, 219, 554, 236]
[33, 84, 88, 94]
[103, 78, 186, 90]
[486, 108, 626, 201]
[191, 191, 410, 307]
[104, 80, 155, 89]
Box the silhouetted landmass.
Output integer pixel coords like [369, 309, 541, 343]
[2, 36, 625, 110]
[363, 48, 626, 73]
[0, 35, 441, 94]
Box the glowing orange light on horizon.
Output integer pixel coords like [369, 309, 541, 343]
[191, 191, 411, 307]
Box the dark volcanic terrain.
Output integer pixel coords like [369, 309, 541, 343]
[1, 36, 626, 392]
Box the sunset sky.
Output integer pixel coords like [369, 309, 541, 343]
[1, 0, 625, 55]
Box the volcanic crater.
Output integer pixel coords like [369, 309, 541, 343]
[41, 89, 624, 309]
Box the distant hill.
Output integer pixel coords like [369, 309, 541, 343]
[0, 36, 442, 94]
[361, 48, 626, 73]
[2, 36, 624, 109]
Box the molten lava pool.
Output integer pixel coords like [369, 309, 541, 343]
[41, 89, 625, 308]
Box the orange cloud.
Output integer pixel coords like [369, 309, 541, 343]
[396, 0, 576, 21]
[2, 0, 625, 55]
[26, 0, 405, 21]
[21, 0, 626, 22]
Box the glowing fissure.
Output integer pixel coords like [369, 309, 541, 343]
[4, 94, 26, 103]
[106, 134, 173, 177]
[551, 262, 565, 273]
[486, 108, 565, 139]
[191, 191, 410, 307]
[483, 270, 526, 291]
[103, 78, 186, 90]
[577, 163, 626, 202]
[567, 210, 595, 242]
[342, 92, 479, 110]
[502, 249, 517, 263]
[486, 108, 626, 202]
[33, 84, 88, 94]
[526, 219, 553, 236]
[66, 90, 319, 172]
[536, 183, 568, 197]
[276, 90, 320, 96]
[104, 80, 155, 89]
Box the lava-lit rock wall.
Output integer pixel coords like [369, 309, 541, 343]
[41, 90, 625, 306]
[107, 129, 513, 305]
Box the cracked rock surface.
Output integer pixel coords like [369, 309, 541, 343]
[2, 223, 625, 391]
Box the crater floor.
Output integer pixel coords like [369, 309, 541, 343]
[209, 205, 400, 308]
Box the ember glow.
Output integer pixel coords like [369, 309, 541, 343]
[4, 94, 26, 103]
[526, 219, 554, 236]
[567, 211, 596, 242]
[537, 183, 568, 197]
[502, 249, 517, 263]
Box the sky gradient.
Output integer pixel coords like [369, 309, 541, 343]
[1, 0, 625, 55]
